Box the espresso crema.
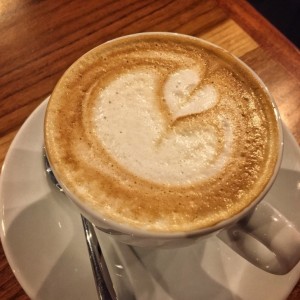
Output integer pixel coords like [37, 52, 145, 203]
[45, 33, 280, 232]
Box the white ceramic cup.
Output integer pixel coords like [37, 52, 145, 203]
[44, 33, 300, 275]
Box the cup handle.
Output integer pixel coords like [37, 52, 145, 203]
[217, 201, 300, 275]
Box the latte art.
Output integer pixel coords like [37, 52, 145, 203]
[164, 69, 218, 119]
[45, 34, 280, 232]
[94, 68, 232, 184]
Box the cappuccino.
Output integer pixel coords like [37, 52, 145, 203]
[45, 33, 280, 232]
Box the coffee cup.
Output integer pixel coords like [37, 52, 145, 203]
[44, 33, 300, 274]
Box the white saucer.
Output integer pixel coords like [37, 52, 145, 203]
[1, 100, 300, 300]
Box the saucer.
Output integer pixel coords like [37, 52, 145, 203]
[1, 100, 300, 299]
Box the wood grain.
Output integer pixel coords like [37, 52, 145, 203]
[199, 19, 258, 56]
[216, 0, 300, 79]
[0, 0, 299, 299]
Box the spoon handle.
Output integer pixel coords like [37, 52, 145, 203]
[81, 215, 116, 300]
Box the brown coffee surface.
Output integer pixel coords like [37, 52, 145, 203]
[45, 33, 279, 232]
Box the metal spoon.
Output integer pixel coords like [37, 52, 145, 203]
[44, 152, 116, 300]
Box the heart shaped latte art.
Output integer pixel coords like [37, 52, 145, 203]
[164, 69, 218, 120]
[93, 68, 232, 185]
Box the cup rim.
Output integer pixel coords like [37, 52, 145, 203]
[45, 32, 284, 239]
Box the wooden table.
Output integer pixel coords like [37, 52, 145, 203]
[0, 0, 299, 299]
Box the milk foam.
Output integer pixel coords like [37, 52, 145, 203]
[94, 68, 232, 185]
[45, 34, 280, 232]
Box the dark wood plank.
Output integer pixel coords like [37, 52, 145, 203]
[216, 0, 300, 79]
